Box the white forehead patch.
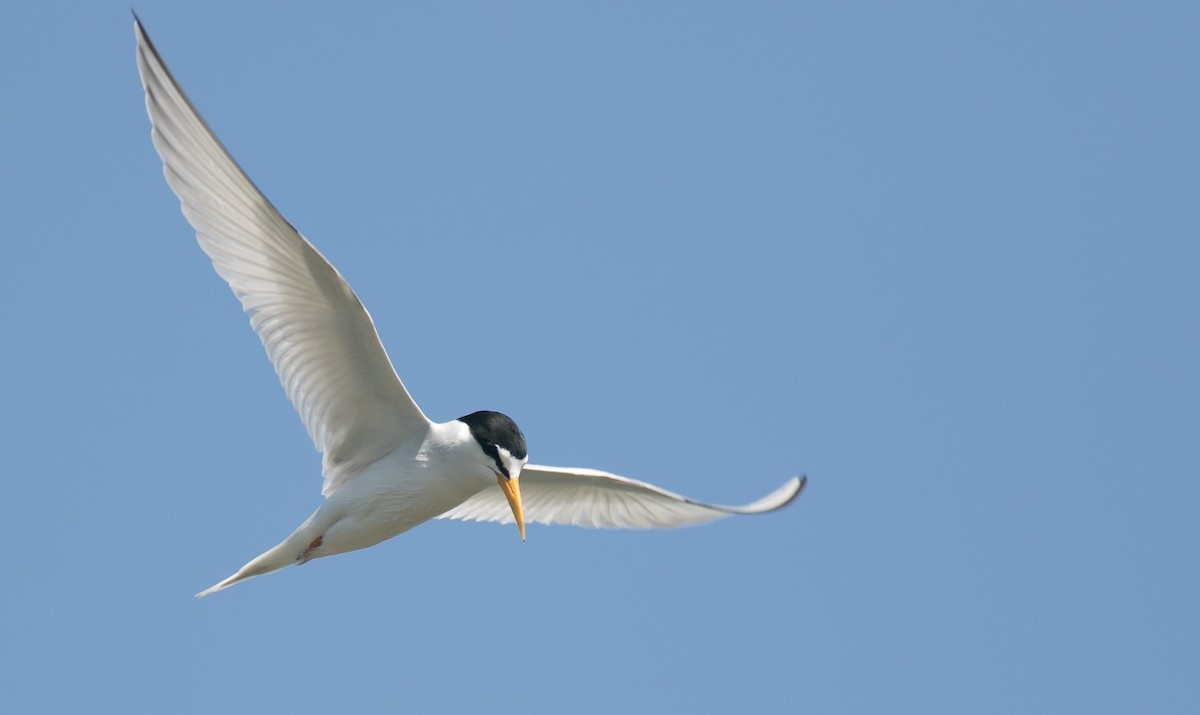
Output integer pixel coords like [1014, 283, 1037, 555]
[495, 445, 528, 478]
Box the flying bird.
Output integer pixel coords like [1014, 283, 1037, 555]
[133, 16, 807, 597]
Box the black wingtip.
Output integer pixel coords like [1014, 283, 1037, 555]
[775, 474, 807, 510]
[132, 10, 148, 43]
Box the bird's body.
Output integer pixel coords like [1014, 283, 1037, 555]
[200, 420, 498, 596]
[133, 15, 806, 598]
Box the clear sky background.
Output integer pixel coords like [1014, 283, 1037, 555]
[1, 2, 1196, 712]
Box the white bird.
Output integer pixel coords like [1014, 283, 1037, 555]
[133, 16, 807, 597]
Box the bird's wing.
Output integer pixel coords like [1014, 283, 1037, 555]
[438, 465, 806, 529]
[134, 18, 429, 496]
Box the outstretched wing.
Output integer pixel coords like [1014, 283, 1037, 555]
[134, 18, 429, 496]
[439, 465, 806, 529]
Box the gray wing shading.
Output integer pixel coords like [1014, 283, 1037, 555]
[134, 18, 429, 496]
[439, 465, 806, 529]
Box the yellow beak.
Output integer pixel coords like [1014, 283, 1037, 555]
[497, 474, 526, 542]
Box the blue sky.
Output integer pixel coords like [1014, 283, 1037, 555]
[2, 1, 1197, 712]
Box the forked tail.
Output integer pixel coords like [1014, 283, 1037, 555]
[195, 511, 322, 598]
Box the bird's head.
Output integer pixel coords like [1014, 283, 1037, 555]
[458, 410, 528, 541]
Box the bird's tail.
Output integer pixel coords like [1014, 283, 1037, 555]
[195, 511, 321, 598]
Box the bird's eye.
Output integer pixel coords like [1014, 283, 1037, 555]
[482, 443, 508, 478]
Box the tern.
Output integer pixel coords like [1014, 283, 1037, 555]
[133, 17, 807, 597]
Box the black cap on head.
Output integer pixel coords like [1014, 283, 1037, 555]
[458, 410, 528, 476]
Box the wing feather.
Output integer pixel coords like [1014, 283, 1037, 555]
[134, 18, 429, 496]
[439, 465, 806, 530]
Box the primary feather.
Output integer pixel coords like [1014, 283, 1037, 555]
[440, 467, 806, 529]
[135, 18, 428, 497]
